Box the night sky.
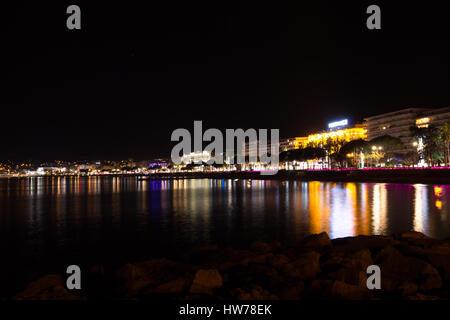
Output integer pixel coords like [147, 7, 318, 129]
[2, 1, 450, 160]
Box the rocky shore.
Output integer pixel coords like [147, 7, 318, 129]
[13, 231, 450, 300]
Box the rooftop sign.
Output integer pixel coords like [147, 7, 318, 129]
[328, 119, 348, 129]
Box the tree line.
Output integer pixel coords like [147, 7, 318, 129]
[280, 121, 450, 168]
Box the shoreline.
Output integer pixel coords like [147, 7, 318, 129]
[145, 169, 450, 185]
[3, 168, 450, 184]
[12, 231, 450, 300]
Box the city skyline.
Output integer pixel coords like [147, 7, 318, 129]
[1, 105, 449, 163]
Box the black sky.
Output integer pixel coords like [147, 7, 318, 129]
[2, 1, 450, 160]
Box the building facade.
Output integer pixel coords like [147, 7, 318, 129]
[364, 108, 429, 152]
[180, 151, 211, 164]
[307, 125, 367, 147]
[416, 107, 450, 129]
[364, 107, 450, 153]
[279, 137, 308, 152]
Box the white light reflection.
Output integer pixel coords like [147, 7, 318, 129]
[372, 184, 387, 234]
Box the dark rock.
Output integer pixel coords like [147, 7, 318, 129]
[247, 264, 285, 289]
[309, 280, 369, 299]
[302, 232, 331, 250]
[374, 246, 401, 262]
[13, 274, 81, 300]
[321, 254, 344, 272]
[276, 282, 305, 300]
[322, 248, 373, 276]
[329, 280, 370, 300]
[222, 265, 254, 287]
[344, 249, 373, 270]
[328, 267, 367, 288]
[398, 281, 418, 296]
[420, 268, 443, 291]
[190, 269, 223, 294]
[231, 285, 279, 300]
[250, 241, 273, 254]
[281, 251, 320, 280]
[378, 250, 442, 291]
[268, 254, 290, 270]
[241, 253, 274, 265]
[115, 258, 194, 297]
[401, 244, 450, 282]
[15, 232, 450, 300]
[394, 231, 429, 240]
[394, 231, 441, 248]
[144, 278, 191, 295]
[333, 235, 393, 254]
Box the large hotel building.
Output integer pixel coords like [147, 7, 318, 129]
[364, 106, 450, 153]
[238, 107, 450, 159]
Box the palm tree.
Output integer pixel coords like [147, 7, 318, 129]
[440, 122, 450, 165]
[410, 125, 442, 166]
[339, 139, 368, 168]
[367, 135, 403, 167]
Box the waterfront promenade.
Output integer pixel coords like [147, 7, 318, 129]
[145, 168, 450, 185]
[3, 168, 450, 184]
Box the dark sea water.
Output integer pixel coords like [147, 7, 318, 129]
[1, 176, 449, 296]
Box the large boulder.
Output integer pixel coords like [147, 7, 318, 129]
[267, 254, 291, 270]
[344, 249, 373, 270]
[332, 235, 393, 254]
[397, 281, 419, 296]
[302, 233, 332, 250]
[144, 278, 191, 295]
[396, 243, 450, 282]
[394, 231, 441, 247]
[322, 248, 373, 275]
[115, 258, 194, 297]
[13, 274, 81, 300]
[189, 269, 223, 294]
[281, 251, 320, 280]
[328, 267, 367, 288]
[276, 282, 305, 300]
[241, 253, 274, 266]
[378, 249, 442, 291]
[250, 241, 275, 254]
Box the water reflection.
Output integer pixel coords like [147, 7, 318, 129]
[372, 184, 387, 235]
[1, 177, 450, 294]
[1, 177, 450, 243]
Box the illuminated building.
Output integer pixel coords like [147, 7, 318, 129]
[364, 108, 429, 153]
[307, 126, 367, 146]
[241, 137, 308, 163]
[279, 137, 308, 151]
[416, 107, 450, 129]
[364, 107, 450, 156]
[181, 151, 211, 164]
[416, 117, 430, 128]
[149, 159, 169, 168]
